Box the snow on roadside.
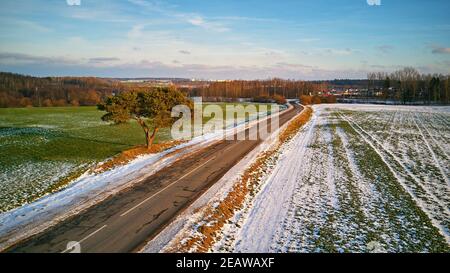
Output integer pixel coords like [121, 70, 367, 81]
[0, 141, 188, 251]
[223, 109, 318, 252]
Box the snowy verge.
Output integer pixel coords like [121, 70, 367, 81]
[0, 104, 290, 252]
[227, 109, 318, 252]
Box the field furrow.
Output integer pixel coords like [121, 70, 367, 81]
[225, 105, 450, 253]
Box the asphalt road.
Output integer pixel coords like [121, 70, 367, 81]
[7, 103, 303, 253]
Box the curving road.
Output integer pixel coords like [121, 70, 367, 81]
[6, 103, 303, 253]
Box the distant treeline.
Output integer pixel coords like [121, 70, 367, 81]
[183, 79, 327, 99]
[312, 79, 371, 89]
[0, 74, 329, 107]
[0, 72, 127, 107]
[367, 67, 450, 104]
[1, 68, 449, 107]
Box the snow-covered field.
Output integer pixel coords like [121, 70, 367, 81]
[212, 104, 450, 253]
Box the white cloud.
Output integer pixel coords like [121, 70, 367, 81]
[127, 24, 145, 39]
[128, 0, 229, 32]
[182, 15, 229, 32]
[187, 16, 203, 26]
[212, 16, 281, 23]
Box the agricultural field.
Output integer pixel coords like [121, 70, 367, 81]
[0, 103, 274, 213]
[217, 104, 450, 253]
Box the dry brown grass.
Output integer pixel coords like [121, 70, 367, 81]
[167, 106, 313, 252]
[44, 140, 186, 198]
[92, 140, 186, 174]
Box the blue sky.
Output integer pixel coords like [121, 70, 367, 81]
[0, 0, 449, 79]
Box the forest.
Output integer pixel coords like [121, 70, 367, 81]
[1, 68, 449, 108]
[0, 73, 327, 107]
[184, 79, 327, 99]
[0, 72, 127, 107]
[367, 67, 450, 104]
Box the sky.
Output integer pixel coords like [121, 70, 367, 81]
[0, 0, 449, 80]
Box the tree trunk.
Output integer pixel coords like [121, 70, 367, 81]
[136, 118, 155, 150]
[144, 129, 150, 149]
[146, 127, 159, 149]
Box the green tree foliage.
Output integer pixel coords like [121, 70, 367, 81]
[98, 87, 193, 149]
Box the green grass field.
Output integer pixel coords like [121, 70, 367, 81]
[0, 103, 276, 212]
